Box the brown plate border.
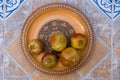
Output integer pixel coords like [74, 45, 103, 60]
[21, 3, 94, 75]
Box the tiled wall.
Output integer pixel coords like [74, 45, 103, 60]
[0, 0, 120, 80]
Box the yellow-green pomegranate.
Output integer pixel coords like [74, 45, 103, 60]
[60, 47, 80, 67]
[41, 53, 57, 68]
[71, 33, 87, 49]
[28, 39, 43, 54]
[50, 33, 67, 52]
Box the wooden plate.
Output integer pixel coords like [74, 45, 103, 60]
[21, 3, 94, 75]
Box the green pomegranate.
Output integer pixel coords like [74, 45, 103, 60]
[60, 47, 80, 67]
[50, 33, 67, 52]
[71, 33, 87, 49]
[28, 39, 43, 54]
[41, 53, 57, 68]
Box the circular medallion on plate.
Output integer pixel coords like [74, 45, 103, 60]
[39, 20, 75, 57]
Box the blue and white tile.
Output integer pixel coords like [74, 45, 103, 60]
[84, 0, 110, 24]
[113, 0, 120, 20]
[0, 1, 4, 50]
[0, 0, 4, 20]
[91, 0, 120, 20]
[91, 0, 112, 20]
[5, 0, 32, 48]
[6, 0, 32, 22]
[5, 0, 24, 19]
[83, 0, 112, 48]
[0, 1, 3, 45]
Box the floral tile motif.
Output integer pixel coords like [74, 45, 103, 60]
[91, 0, 120, 20]
[6, 0, 25, 18]
[6, 0, 32, 22]
[0, 0, 4, 19]
[0, 0, 25, 19]
[113, 0, 120, 19]
[91, 0, 112, 19]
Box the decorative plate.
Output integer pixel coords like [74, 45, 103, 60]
[21, 3, 94, 75]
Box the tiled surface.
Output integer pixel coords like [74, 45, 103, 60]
[0, 0, 120, 80]
[78, 39, 109, 76]
[0, 51, 3, 80]
[113, 16, 120, 79]
[86, 55, 111, 79]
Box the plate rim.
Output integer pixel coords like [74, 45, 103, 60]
[21, 3, 94, 75]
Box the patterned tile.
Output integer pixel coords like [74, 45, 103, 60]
[0, 0, 4, 20]
[91, 0, 112, 20]
[85, 79, 112, 80]
[5, 0, 25, 19]
[115, 45, 120, 57]
[113, 23, 120, 49]
[91, 0, 120, 20]
[0, 37, 3, 49]
[0, 21, 3, 49]
[0, 0, 25, 19]
[5, 22, 23, 47]
[84, 0, 110, 24]
[5, 77, 30, 80]
[61, 0, 85, 12]
[31, 70, 82, 80]
[0, 22, 4, 37]
[6, 37, 35, 76]
[114, 15, 120, 22]
[5, 0, 32, 48]
[6, 0, 32, 22]
[4, 53, 29, 78]
[0, 51, 3, 69]
[113, 0, 120, 20]
[113, 55, 120, 78]
[62, 0, 110, 24]
[32, 0, 60, 11]
[93, 24, 111, 47]
[2, 0, 120, 79]
[76, 38, 109, 76]
[86, 55, 111, 79]
[0, 51, 3, 80]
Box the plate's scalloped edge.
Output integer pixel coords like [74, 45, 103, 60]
[21, 3, 94, 75]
